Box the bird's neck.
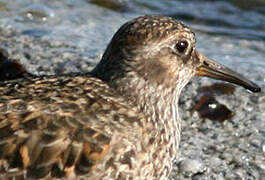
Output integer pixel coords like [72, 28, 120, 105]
[112, 74, 185, 178]
[117, 71, 185, 144]
[135, 80, 181, 156]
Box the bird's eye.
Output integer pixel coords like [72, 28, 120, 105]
[175, 41, 188, 53]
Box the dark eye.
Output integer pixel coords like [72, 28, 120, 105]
[175, 41, 188, 53]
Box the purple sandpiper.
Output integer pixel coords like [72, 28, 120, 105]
[0, 15, 260, 179]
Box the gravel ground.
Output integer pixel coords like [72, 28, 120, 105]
[0, 24, 264, 180]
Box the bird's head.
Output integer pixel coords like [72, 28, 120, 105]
[92, 15, 260, 94]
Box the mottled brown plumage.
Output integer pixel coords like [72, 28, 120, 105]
[0, 15, 260, 179]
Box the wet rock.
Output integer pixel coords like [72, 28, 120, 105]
[193, 83, 237, 122]
[0, 47, 32, 80]
[194, 95, 233, 121]
[19, 3, 55, 23]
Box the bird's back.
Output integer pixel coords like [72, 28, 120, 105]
[0, 75, 146, 179]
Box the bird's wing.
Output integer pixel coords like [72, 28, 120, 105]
[0, 76, 142, 179]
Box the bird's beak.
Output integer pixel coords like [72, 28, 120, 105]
[196, 51, 261, 93]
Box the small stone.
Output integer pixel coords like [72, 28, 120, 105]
[208, 156, 222, 167]
[234, 168, 245, 178]
[214, 174, 225, 180]
[62, 52, 75, 59]
[179, 158, 206, 177]
[220, 152, 233, 162]
[256, 158, 265, 171]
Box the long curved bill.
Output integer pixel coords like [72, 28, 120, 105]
[196, 51, 261, 93]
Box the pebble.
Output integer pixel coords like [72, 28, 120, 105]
[178, 158, 206, 177]
[256, 158, 265, 171]
[208, 156, 222, 167]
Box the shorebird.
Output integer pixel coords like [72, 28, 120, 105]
[0, 15, 260, 179]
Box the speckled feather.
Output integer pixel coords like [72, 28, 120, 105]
[0, 15, 200, 179]
[0, 75, 149, 179]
